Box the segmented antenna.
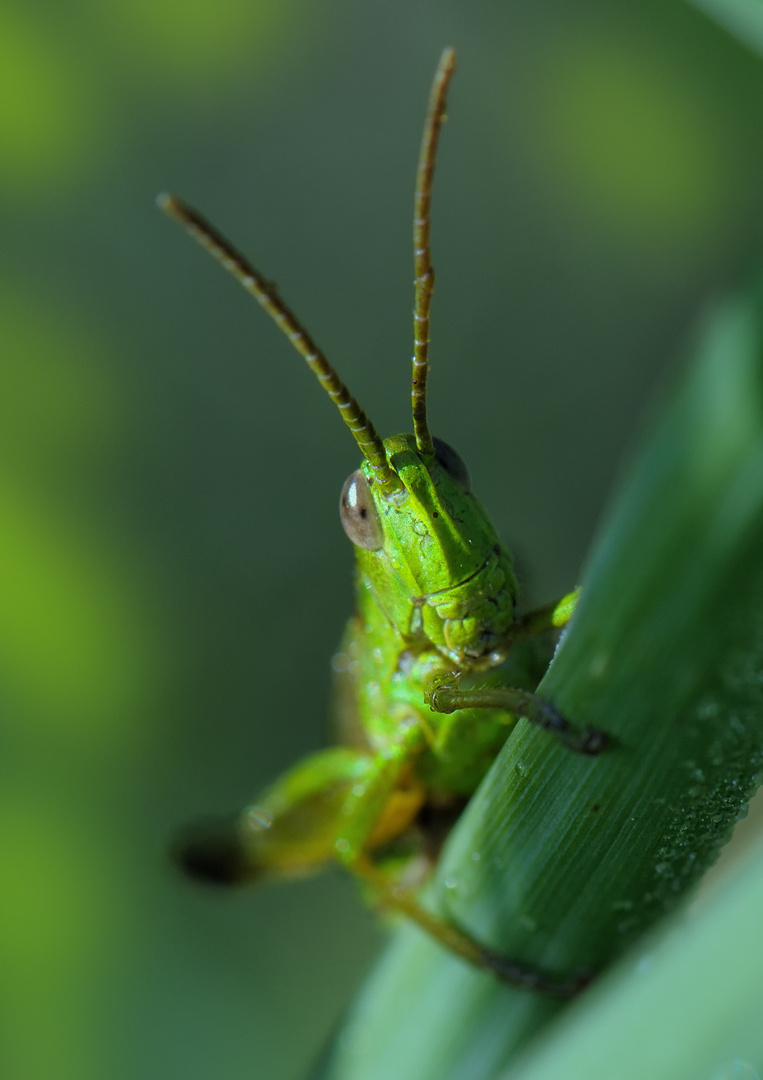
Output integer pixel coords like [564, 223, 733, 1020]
[411, 47, 457, 459]
[157, 194, 403, 497]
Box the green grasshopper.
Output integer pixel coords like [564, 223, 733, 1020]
[159, 47, 607, 999]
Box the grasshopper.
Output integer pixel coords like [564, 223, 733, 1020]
[159, 47, 607, 998]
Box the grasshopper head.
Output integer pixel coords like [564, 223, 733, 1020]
[340, 434, 518, 665]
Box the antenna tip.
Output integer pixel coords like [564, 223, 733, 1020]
[157, 193, 193, 228]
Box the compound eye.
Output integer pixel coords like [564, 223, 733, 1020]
[340, 470, 384, 551]
[433, 437, 471, 492]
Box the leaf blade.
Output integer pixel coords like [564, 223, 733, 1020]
[322, 272, 763, 1080]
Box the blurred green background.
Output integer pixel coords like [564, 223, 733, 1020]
[3, 1, 763, 1078]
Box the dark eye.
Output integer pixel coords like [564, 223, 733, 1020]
[433, 437, 471, 491]
[340, 470, 384, 550]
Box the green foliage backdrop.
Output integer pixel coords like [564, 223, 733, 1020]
[2, 1, 763, 1078]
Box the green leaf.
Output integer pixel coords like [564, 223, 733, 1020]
[688, 0, 763, 57]
[497, 834, 763, 1080]
[318, 268, 763, 1078]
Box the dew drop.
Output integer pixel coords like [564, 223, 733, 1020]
[246, 807, 272, 831]
[589, 653, 609, 678]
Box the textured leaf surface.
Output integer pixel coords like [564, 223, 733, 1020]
[319, 270, 763, 1079]
[498, 835, 763, 1080]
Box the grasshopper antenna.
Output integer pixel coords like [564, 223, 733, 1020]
[156, 194, 404, 498]
[411, 46, 457, 460]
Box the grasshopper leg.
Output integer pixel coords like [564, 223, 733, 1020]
[175, 739, 431, 885]
[427, 587, 609, 754]
[175, 744, 593, 996]
[428, 682, 608, 755]
[350, 854, 591, 999]
[510, 587, 581, 641]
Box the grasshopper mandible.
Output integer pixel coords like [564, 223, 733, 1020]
[159, 47, 607, 998]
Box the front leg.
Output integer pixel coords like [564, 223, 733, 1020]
[511, 588, 580, 642]
[428, 676, 608, 756]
